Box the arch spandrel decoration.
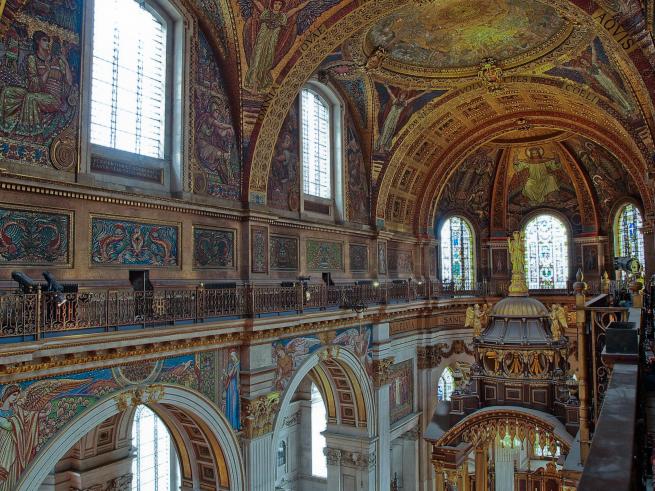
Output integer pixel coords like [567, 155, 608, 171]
[17, 385, 244, 491]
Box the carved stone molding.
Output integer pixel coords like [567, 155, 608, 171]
[402, 426, 421, 441]
[324, 447, 342, 466]
[371, 357, 394, 387]
[114, 385, 164, 412]
[242, 392, 280, 439]
[283, 411, 300, 428]
[71, 474, 132, 491]
[341, 450, 376, 470]
[417, 340, 475, 369]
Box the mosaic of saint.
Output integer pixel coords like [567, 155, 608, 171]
[366, 0, 567, 71]
[239, 0, 340, 93]
[268, 97, 300, 210]
[0, 0, 82, 169]
[346, 117, 369, 224]
[194, 31, 240, 200]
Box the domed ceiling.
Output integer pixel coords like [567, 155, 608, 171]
[365, 0, 573, 76]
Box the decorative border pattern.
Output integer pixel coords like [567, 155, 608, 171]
[270, 235, 299, 271]
[251, 226, 268, 274]
[306, 239, 344, 271]
[349, 244, 369, 272]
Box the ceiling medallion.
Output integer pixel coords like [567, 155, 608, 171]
[478, 58, 504, 93]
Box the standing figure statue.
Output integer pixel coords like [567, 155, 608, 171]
[465, 304, 483, 337]
[550, 304, 567, 340]
[508, 230, 528, 294]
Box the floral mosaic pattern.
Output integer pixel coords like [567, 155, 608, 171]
[306, 239, 343, 271]
[388, 248, 413, 273]
[0, 207, 71, 266]
[91, 218, 178, 267]
[349, 244, 368, 272]
[251, 226, 268, 273]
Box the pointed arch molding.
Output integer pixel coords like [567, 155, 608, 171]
[16, 386, 245, 491]
[244, 0, 655, 204]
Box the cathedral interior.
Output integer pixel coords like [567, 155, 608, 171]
[0, 0, 654, 490]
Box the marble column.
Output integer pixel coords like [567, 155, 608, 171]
[400, 428, 420, 488]
[324, 431, 377, 491]
[371, 321, 393, 491]
[416, 346, 439, 491]
[474, 446, 488, 491]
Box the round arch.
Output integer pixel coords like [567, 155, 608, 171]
[270, 346, 376, 464]
[436, 214, 478, 287]
[17, 385, 245, 491]
[611, 199, 646, 267]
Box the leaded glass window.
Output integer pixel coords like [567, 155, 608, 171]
[440, 216, 475, 288]
[615, 203, 645, 267]
[91, 0, 168, 159]
[301, 89, 331, 199]
[438, 367, 454, 401]
[524, 214, 569, 289]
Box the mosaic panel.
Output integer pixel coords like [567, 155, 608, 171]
[251, 226, 268, 273]
[389, 360, 413, 424]
[193, 227, 235, 269]
[388, 248, 413, 274]
[268, 97, 300, 211]
[270, 235, 298, 271]
[91, 217, 179, 267]
[0, 206, 71, 266]
[306, 239, 343, 271]
[349, 244, 368, 272]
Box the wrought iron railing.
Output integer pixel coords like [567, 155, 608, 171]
[0, 279, 596, 342]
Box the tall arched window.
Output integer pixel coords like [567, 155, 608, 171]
[91, 0, 169, 158]
[524, 214, 569, 289]
[438, 367, 455, 401]
[311, 383, 328, 477]
[301, 89, 331, 199]
[132, 405, 180, 490]
[440, 216, 475, 288]
[300, 83, 343, 220]
[614, 203, 645, 267]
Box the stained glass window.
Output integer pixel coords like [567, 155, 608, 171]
[438, 367, 454, 401]
[525, 214, 569, 289]
[440, 216, 475, 288]
[91, 0, 167, 159]
[301, 89, 331, 199]
[615, 203, 645, 267]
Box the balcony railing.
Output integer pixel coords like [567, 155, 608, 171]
[0, 279, 596, 342]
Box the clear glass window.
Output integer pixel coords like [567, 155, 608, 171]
[440, 216, 475, 288]
[524, 214, 569, 289]
[91, 0, 167, 159]
[311, 383, 328, 477]
[615, 203, 645, 266]
[131, 405, 179, 491]
[301, 89, 331, 199]
[438, 367, 455, 401]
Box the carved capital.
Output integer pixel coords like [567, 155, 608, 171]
[342, 450, 376, 470]
[403, 426, 421, 441]
[324, 447, 342, 466]
[241, 392, 280, 439]
[371, 357, 394, 387]
[115, 385, 164, 412]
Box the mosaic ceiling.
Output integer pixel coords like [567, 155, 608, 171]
[365, 0, 571, 75]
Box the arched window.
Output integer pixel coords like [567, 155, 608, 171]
[132, 405, 180, 491]
[438, 367, 455, 401]
[91, 0, 168, 158]
[614, 203, 645, 267]
[524, 214, 569, 289]
[311, 383, 327, 478]
[300, 83, 344, 220]
[440, 216, 475, 288]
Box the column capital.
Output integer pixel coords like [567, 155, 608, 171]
[371, 356, 394, 387]
[241, 392, 280, 439]
[341, 450, 376, 470]
[402, 426, 421, 441]
[324, 447, 342, 466]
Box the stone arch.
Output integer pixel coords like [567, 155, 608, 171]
[273, 346, 375, 441]
[17, 385, 245, 491]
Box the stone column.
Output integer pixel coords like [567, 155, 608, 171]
[323, 432, 377, 491]
[574, 271, 591, 463]
[416, 345, 441, 491]
[240, 343, 279, 491]
[400, 428, 420, 488]
[474, 445, 488, 491]
[371, 321, 393, 491]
